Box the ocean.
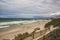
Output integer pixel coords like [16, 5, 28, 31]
[0, 18, 40, 28]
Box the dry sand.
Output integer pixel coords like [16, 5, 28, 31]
[0, 20, 50, 40]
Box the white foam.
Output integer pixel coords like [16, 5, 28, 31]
[0, 20, 37, 25]
[0, 26, 9, 28]
[0, 20, 39, 28]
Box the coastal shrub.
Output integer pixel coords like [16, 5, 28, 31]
[13, 27, 40, 40]
[34, 28, 40, 31]
[22, 32, 29, 38]
[31, 27, 40, 39]
[38, 28, 60, 40]
[39, 18, 60, 40]
[14, 32, 30, 40]
[45, 18, 60, 28]
[14, 34, 23, 40]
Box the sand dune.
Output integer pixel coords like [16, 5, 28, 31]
[0, 20, 50, 40]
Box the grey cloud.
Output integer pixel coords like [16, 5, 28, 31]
[0, 0, 60, 18]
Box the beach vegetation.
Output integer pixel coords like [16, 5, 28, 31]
[40, 18, 60, 40]
[31, 27, 40, 39]
[13, 27, 40, 40]
[45, 18, 60, 29]
[14, 32, 30, 40]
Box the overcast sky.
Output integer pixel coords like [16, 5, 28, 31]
[0, 0, 60, 18]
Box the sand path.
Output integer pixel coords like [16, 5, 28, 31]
[33, 27, 58, 40]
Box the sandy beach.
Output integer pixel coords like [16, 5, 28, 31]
[0, 20, 50, 40]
